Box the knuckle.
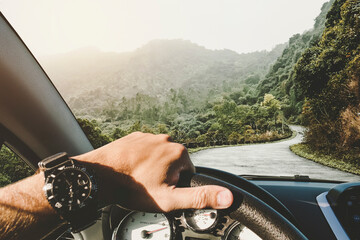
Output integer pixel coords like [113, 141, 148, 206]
[130, 131, 153, 138]
[158, 134, 171, 141]
[129, 131, 142, 136]
[159, 194, 175, 212]
[177, 143, 186, 152]
[193, 188, 208, 209]
[161, 202, 173, 213]
[169, 143, 187, 159]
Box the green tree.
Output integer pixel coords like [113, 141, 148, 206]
[0, 145, 34, 187]
[156, 124, 169, 134]
[261, 94, 281, 125]
[228, 132, 243, 144]
[77, 118, 112, 148]
[111, 127, 127, 139]
[128, 121, 142, 133]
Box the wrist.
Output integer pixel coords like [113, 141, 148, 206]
[34, 172, 59, 215]
[0, 172, 66, 240]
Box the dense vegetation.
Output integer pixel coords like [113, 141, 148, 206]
[257, 0, 335, 122]
[291, 144, 360, 175]
[77, 92, 291, 149]
[292, 0, 360, 164]
[0, 145, 34, 187]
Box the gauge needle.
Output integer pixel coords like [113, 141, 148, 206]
[203, 213, 215, 217]
[146, 227, 167, 234]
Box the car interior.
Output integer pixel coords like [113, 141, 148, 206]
[0, 9, 360, 240]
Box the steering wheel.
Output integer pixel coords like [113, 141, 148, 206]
[182, 172, 308, 240]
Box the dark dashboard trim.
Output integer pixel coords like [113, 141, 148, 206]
[251, 180, 338, 240]
[241, 175, 345, 184]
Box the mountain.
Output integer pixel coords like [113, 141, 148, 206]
[40, 39, 285, 114]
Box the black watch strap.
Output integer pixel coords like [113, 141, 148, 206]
[65, 204, 100, 232]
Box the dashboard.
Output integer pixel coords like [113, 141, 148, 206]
[110, 208, 261, 240]
[99, 168, 360, 240]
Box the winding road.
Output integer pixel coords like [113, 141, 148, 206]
[191, 126, 360, 182]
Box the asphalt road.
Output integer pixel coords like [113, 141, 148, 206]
[191, 125, 360, 182]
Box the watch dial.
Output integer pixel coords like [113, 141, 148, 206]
[51, 168, 92, 210]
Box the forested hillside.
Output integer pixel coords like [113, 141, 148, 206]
[293, 0, 360, 158]
[257, 0, 335, 122]
[42, 40, 292, 147]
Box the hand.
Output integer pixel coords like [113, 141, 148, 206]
[73, 132, 233, 212]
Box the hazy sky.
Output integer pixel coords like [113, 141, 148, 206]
[0, 0, 328, 57]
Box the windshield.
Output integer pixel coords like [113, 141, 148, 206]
[1, 0, 359, 182]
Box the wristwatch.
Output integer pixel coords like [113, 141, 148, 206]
[39, 152, 99, 232]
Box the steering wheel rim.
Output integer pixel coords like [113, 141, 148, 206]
[182, 173, 308, 240]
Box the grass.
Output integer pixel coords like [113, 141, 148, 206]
[290, 143, 360, 175]
[188, 129, 297, 154]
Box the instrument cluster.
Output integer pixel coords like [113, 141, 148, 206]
[111, 208, 261, 240]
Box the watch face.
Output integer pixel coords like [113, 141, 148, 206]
[45, 167, 96, 211]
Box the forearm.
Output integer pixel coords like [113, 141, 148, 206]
[0, 172, 63, 240]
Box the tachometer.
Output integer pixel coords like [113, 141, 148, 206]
[112, 211, 172, 240]
[183, 209, 218, 232]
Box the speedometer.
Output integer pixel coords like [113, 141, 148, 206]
[112, 211, 172, 240]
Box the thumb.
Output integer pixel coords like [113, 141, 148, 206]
[166, 185, 233, 211]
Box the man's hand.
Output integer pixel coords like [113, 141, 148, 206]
[74, 132, 233, 212]
[0, 132, 233, 240]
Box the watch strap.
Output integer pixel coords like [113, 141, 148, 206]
[38, 152, 71, 170]
[65, 203, 101, 232]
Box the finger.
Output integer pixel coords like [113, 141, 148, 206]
[164, 185, 233, 211]
[177, 145, 195, 173]
[157, 133, 173, 142]
[164, 145, 194, 185]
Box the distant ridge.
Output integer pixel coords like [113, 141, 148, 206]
[40, 39, 285, 109]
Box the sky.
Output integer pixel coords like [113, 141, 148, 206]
[0, 0, 329, 57]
